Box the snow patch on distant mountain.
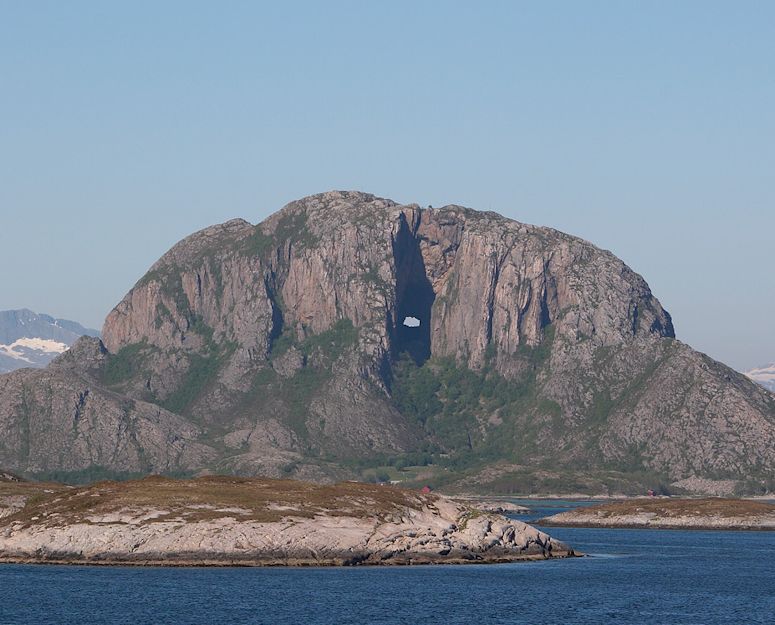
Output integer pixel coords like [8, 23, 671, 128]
[744, 363, 775, 393]
[0, 338, 70, 363]
[0, 309, 99, 373]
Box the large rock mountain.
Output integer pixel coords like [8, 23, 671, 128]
[1, 192, 774, 493]
[0, 309, 99, 373]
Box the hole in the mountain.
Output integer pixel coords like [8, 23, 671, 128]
[392, 214, 434, 366]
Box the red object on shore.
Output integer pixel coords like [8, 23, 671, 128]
[420, 485, 432, 494]
[647, 489, 656, 497]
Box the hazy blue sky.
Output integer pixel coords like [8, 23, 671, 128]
[1, 1, 773, 370]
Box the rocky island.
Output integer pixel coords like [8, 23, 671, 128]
[539, 498, 775, 530]
[0, 475, 573, 566]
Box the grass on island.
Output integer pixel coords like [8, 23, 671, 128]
[0, 475, 438, 529]
[0, 479, 68, 499]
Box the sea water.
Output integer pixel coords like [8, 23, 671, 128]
[1, 501, 773, 625]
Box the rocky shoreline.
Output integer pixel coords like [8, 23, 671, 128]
[0, 551, 571, 568]
[0, 476, 575, 567]
[539, 498, 775, 530]
[455, 498, 531, 515]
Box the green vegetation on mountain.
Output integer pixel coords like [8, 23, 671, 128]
[391, 327, 556, 468]
[101, 341, 156, 386]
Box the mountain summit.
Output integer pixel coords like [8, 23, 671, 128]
[1, 192, 773, 493]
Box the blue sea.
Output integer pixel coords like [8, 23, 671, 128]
[1, 500, 773, 625]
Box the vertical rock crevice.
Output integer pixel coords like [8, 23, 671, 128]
[264, 274, 284, 355]
[390, 213, 435, 366]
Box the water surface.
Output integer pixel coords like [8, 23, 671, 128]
[1, 500, 772, 625]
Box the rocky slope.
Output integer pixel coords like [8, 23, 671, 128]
[0, 476, 572, 565]
[0, 338, 215, 480]
[0, 309, 99, 373]
[1, 191, 774, 493]
[539, 498, 775, 530]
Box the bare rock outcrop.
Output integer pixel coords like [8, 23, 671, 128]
[0, 365, 215, 477]
[0, 476, 572, 565]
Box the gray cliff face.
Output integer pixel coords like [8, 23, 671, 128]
[103, 193, 672, 368]
[0, 191, 773, 491]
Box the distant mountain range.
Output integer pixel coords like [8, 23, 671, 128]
[745, 364, 775, 393]
[0, 309, 99, 373]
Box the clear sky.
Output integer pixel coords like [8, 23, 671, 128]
[1, 1, 773, 370]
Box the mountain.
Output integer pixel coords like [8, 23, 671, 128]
[1, 191, 774, 494]
[0, 309, 99, 373]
